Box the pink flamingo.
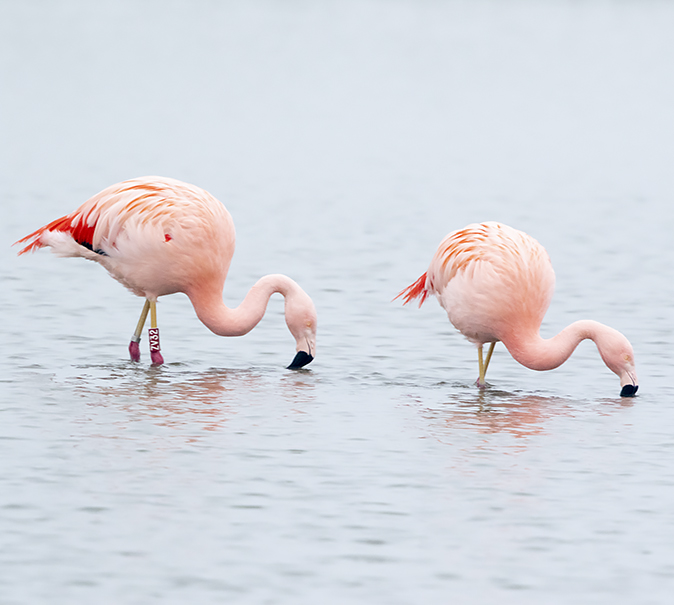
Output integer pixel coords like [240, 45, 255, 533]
[15, 176, 317, 369]
[397, 222, 638, 397]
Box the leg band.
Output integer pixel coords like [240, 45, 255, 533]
[148, 328, 160, 352]
[148, 327, 164, 365]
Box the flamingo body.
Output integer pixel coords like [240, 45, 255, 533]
[16, 177, 317, 368]
[398, 222, 638, 396]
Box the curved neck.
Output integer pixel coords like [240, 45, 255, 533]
[187, 274, 297, 337]
[502, 319, 610, 371]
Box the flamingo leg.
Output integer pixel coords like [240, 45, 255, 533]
[129, 300, 151, 362]
[477, 345, 486, 387]
[149, 300, 164, 366]
[476, 342, 496, 388]
[483, 341, 496, 377]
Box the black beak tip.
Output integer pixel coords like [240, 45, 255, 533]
[620, 384, 638, 397]
[287, 351, 314, 370]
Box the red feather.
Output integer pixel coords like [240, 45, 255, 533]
[15, 211, 96, 255]
[394, 272, 430, 307]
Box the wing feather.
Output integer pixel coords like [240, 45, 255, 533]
[14, 176, 220, 256]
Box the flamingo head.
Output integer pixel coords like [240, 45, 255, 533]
[598, 329, 639, 397]
[286, 292, 317, 370]
[618, 360, 639, 397]
[614, 350, 638, 398]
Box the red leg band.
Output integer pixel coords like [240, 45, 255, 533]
[148, 328, 163, 365]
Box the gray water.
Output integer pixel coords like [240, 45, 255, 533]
[2, 1, 674, 603]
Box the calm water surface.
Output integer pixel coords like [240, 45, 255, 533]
[2, 1, 674, 604]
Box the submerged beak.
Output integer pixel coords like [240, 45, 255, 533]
[619, 369, 639, 397]
[620, 383, 638, 397]
[287, 351, 314, 370]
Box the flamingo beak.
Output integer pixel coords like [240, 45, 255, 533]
[620, 383, 638, 397]
[619, 368, 638, 398]
[287, 351, 314, 370]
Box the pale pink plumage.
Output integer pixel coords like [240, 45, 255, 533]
[16, 176, 317, 369]
[398, 222, 638, 396]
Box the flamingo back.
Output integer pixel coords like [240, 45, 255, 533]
[433, 222, 554, 343]
[399, 222, 555, 345]
[15, 176, 235, 298]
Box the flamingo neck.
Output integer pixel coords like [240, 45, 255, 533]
[502, 320, 614, 372]
[187, 274, 296, 337]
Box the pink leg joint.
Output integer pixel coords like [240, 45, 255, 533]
[148, 327, 164, 365]
[129, 337, 141, 362]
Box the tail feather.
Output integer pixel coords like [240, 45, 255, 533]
[14, 213, 96, 255]
[394, 272, 430, 307]
[14, 226, 50, 255]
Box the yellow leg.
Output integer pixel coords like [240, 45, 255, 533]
[148, 300, 163, 365]
[129, 300, 151, 361]
[476, 342, 496, 388]
[150, 300, 158, 329]
[477, 345, 485, 387]
[134, 300, 151, 340]
[483, 342, 496, 376]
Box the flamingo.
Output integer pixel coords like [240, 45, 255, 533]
[396, 222, 638, 397]
[15, 176, 317, 369]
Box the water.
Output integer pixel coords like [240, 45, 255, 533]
[2, 1, 674, 603]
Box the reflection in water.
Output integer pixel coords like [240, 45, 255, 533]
[62, 363, 317, 439]
[277, 370, 318, 405]
[417, 385, 635, 443]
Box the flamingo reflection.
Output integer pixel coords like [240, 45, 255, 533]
[66, 365, 316, 440]
[417, 388, 634, 442]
